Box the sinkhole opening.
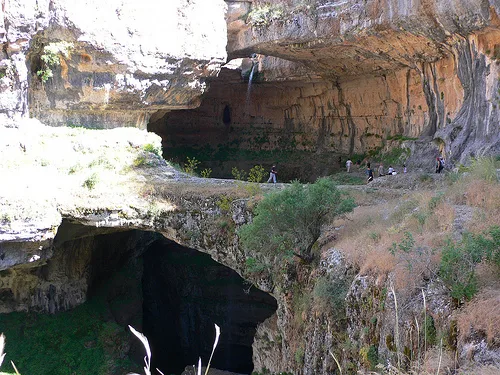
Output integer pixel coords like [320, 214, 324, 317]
[0, 222, 276, 375]
[142, 237, 277, 374]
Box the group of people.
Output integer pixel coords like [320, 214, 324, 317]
[346, 159, 406, 183]
[365, 163, 405, 182]
[265, 155, 446, 185]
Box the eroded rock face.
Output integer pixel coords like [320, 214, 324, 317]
[214, 0, 500, 165]
[0, 0, 227, 128]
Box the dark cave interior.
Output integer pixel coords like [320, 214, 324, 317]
[142, 237, 277, 374]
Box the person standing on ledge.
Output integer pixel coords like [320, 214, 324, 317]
[367, 164, 374, 183]
[435, 157, 444, 173]
[346, 159, 353, 173]
[378, 164, 384, 177]
[267, 165, 277, 183]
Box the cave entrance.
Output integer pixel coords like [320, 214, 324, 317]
[142, 237, 277, 375]
[147, 67, 344, 182]
[0, 221, 276, 374]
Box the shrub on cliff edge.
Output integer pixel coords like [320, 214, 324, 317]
[238, 177, 355, 262]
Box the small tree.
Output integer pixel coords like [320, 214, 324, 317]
[248, 165, 266, 183]
[238, 178, 355, 262]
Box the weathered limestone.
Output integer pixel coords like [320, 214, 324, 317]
[213, 0, 500, 165]
[0, 0, 228, 128]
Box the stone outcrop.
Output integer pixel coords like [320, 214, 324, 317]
[0, 0, 227, 128]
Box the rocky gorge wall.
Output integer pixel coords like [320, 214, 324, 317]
[151, 0, 500, 176]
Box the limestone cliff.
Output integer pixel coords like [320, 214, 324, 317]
[177, 0, 500, 167]
[0, 0, 227, 128]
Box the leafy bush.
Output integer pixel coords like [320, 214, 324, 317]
[470, 156, 499, 182]
[245, 257, 268, 274]
[37, 41, 73, 83]
[248, 165, 266, 183]
[389, 232, 415, 255]
[0, 301, 134, 375]
[82, 173, 98, 190]
[313, 276, 350, 317]
[231, 167, 247, 181]
[294, 346, 305, 365]
[142, 143, 161, 157]
[238, 178, 355, 262]
[200, 168, 212, 178]
[133, 155, 147, 167]
[440, 226, 500, 301]
[216, 195, 232, 213]
[247, 4, 285, 27]
[428, 192, 445, 211]
[184, 156, 201, 175]
[386, 134, 418, 141]
[243, 183, 262, 197]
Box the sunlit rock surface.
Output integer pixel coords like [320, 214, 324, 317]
[0, 0, 227, 128]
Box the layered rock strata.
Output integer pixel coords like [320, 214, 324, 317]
[183, 0, 500, 167]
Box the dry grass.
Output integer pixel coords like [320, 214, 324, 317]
[418, 347, 455, 374]
[332, 192, 447, 283]
[456, 288, 500, 345]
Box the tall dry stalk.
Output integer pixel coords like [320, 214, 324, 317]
[203, 324, 220, 375]
[127, 324, 221, 375]
[0, 333, 5, 368]
[415, 316, 421, 373]
[390, 281, 402, 371]
[422, 289, 427, 358]
[436, 338, 443, 375]
[329, 350, 342, 375]
[11, 360, 20, 375]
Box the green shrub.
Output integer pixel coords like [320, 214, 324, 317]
[440, 226, 500, 301]
[0, 301, 135, 375]
[330, 172, 365, 185]
[313, 276, 350, 317]
[389, 232, 415, 255]
[359, 345, 379, 370]
[423, 315, 437, 346]
[428, 192, 445, 211]
[386, 134, 418, 141]
[245, 257, 268, 274]
[248, 165, 266, 183]
[200, 168, 212, 178]
[133, 155, 147, 167]
[216, 195, 232, 213]
[231, 167, 247, 181]
[142, 143, 161, 157]
[243, 183, 262, 196]
[294, 346, 305, 365]
[238, 178, 355, 262]
[82, 173, 98, 190]
[184, 156, 201, 175]
[470, 156, 499, 182]
[37, 41, 73, 83]
[247, 4, 285, 26]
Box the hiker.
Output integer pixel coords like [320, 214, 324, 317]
[435, 157, 444, 173]
[378, 164, 384, 177]
[387, 165, 395, 175]
[346, 159, 353, 173]
[366, 165, 374, 183]
[403, 164, 407, 174]
[267, 165, 277, 183]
